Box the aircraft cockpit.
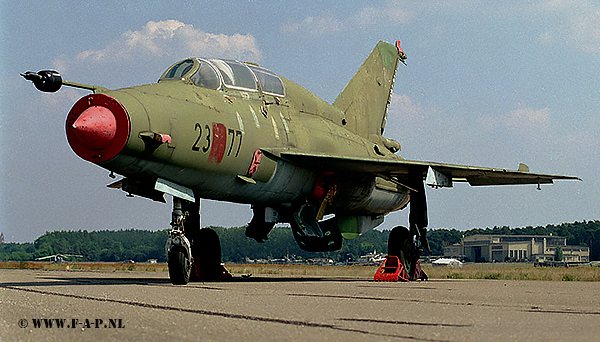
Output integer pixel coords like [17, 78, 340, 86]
[159, 58, 285, 97]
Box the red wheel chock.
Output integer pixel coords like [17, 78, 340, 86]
[373, 255, 409, 282]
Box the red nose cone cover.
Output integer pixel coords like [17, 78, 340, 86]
[72, 106, 117, 149]
[66, 94, 130, 163]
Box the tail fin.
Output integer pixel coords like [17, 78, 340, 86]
[333, 41, 403, 141]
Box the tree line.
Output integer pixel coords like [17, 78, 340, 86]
[1, 220, 599, 262]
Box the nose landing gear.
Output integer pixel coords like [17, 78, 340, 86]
[166, 198, 231, 285]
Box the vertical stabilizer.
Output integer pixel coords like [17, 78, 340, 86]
[333, 41, 403, 141]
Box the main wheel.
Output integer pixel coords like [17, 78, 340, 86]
[168, 248, 191, 285]
[190, 228, 223, 281]
[388, 226, 417, 277]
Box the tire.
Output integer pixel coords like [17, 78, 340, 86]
[168, 248, 191, 285]
[388, 226, 417, 277]
[191, 228, 222, 281]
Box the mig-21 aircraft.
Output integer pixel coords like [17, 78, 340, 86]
[22, 41, 579, 284]
[35, 253, 83, 263]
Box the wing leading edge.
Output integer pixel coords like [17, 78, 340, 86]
[262, 149, 581, 188]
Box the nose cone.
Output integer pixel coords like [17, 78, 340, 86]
[66, 94, 130, 162]
[71, 106, 117, 149]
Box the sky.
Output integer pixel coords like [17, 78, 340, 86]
[1, 0, 598, 243]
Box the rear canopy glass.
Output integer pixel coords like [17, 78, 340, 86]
[247, 65, 285, 96]
[210, 59, 257, 90]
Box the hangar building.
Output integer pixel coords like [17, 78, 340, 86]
[443, 235, 589, 263]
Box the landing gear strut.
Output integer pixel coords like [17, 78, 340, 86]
[166, 198, 230, 285]
[290, 203, 342, 252]
[166, 198, 192, 284]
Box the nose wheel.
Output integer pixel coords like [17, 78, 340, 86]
[168, 247, 191, 285]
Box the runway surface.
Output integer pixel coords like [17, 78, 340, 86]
[1, 269, 599, 341]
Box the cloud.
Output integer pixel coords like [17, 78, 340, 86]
[76, 20, 261, 63]
[478, 108, 552, 134]
[280, 1, 500, 36]
[384, 93, 466, 161]
[527, 0, 600, 54]
[385, 93, 427, 137]
[387, 93, 599, 174]
[390, 93, 424, 119]
[281, 2, 413, 35]
[52, 20, 262, 87]
[281, 15, 346, 35]
[563, 9, 600, 54]
[387, 94, 563, 165]
[282, 0, 600, 55]
[475, 108, 558, 154]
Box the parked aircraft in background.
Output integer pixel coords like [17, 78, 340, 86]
[35, 254, 83, 263]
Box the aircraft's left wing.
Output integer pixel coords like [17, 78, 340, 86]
[262, 149, 581, 188]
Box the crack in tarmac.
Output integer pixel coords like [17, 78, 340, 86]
[1, 285, 453, 342]
[338, 318, 472, 328]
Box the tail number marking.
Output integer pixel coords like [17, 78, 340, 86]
[192, 122, 243, 163]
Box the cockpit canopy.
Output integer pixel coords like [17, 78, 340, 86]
[159, 58, 285, 97]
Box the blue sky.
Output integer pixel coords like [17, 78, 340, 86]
[2, 1, 598, 242]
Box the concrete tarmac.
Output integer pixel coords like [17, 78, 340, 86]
[1, 268, 599, 341]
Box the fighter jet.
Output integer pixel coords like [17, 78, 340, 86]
[22, 41, 579, 284]
[36, 253, 83, 263]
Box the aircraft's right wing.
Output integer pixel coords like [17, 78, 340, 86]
[262, 149, 581, 188]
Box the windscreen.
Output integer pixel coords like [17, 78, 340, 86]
[162, 60, 194, 79]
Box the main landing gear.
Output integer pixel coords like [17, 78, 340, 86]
[166, 198, 231, 285]
[377, 174, 430, 282]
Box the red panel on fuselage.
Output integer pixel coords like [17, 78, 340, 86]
[208, 122, 227, 164]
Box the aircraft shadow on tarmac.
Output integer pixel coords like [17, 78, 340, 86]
[0, 272, 365, 288]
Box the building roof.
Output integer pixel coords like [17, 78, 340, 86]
[463, 234, 566, 246]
